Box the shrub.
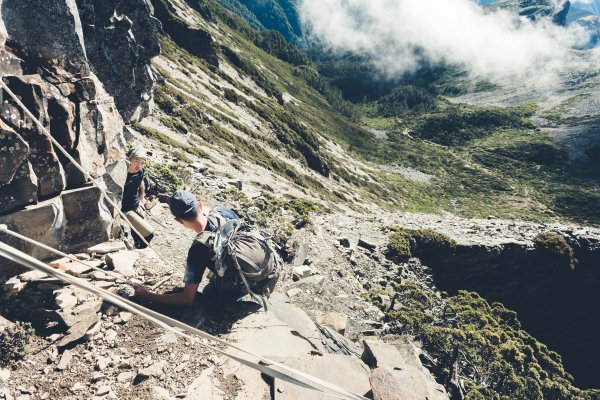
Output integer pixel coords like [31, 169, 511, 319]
[412, 105, 536, 146]
[494, 141, 568, 165]
[144, 161, 185, 194]
[377, 85, 437, 117]
[370, 286, 596, 400]
[0, 321, 34, 366]
[387, 231, 412, 261]
[253, 30, 310, 66]
[533, 232, 577, 270]
[386, 227, 457, 262]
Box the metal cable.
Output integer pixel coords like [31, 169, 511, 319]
[0, 225, 137, 286]
[0, 235, 368, 400]
[0, 79, 178, 286]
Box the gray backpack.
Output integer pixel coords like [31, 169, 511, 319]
[195, 211, 280, 305]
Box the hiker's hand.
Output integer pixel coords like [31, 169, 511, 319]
[134, 285, 151, 300]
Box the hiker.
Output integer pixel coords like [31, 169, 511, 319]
[134, 190, 280, 306]
[122, 147, 154, 249]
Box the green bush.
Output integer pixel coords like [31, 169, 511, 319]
[495, 141, 567, 165]
[369, 286, 596, 400]
[144, 161, 185, 194]
[412, 105, 536, 146]
[377, 85, 437, 117]
[533, 232, 577, 270]
[253, 30, 310, 66]
[386, 227, 456, 262]
[0, 321, 34, 366]
[387, 231, 413, 261]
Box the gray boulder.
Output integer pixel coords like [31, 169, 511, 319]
[1, 0, 89, 74]
[77, 0, 161, 122]
[0, 186, 112, 277]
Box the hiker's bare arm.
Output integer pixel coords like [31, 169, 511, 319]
[134, 283, 199, 306]
[139, 179, 146, 204]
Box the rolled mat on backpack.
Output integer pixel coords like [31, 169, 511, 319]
[124, 209, 154, 239]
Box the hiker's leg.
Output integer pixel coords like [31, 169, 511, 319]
[202, 276, 244, 304]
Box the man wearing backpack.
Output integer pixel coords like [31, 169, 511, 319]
[134, 190, 280, 307]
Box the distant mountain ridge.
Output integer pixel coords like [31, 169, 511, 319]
[216, 0, 306, 45]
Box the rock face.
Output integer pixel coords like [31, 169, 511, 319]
[0, 0, 160, 277]
[150, 0, 219, 66]
[76, 0, 161, 122]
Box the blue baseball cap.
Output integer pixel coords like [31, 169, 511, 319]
[169, 190, 198, 219]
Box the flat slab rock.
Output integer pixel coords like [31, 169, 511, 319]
[104, 250, 138, 278]
[184, 366, 225, 400]
[362, 338, 448, 400]
[227, 310, 316, 361]
[87, 241, 127, 254]
[268, 293, 325, 352]
[274, 354, 371, 400]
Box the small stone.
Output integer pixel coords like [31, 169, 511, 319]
[57, 262, 93, 277]
[137, 360, 167, 378]
[96, 386, 110, 396]
[87, 241, 127, 254]
[17, 270, 48, 282]
[56, 350, 73, 370]
[104, 251, 139, 278]
[18, 387, 34, 395]
[84, 322, 102, 341]
[116, 371, 134, 383]
[47, 346, 59, 363]
[118, 312, 132, 323]
[292, 265, 312, 281]
[91, 271, 116, 282]
[174, 362, 188, 373]
[70, 383, 85, 392]
[104, 329, 117, 343]
[316, 312, 349, 335]
[95, 356, 110, 371]
[47, 333, 62, 343]
[286, 288, 302, 298]
[54, 289, 78, 310]
[189, 162, 207, 172]
[91, 372, 106, 383]
[0, 368, 11, 382]
[3, 277, 26, 295]
[151, 386, 172, 400]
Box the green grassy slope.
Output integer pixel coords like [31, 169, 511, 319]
[149, 0, 600, 226]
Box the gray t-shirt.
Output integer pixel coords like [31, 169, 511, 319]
[183, 207, 239, 285]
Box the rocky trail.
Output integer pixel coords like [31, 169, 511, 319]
[1, 0, 600, 398]
[3, 166, 599, 399]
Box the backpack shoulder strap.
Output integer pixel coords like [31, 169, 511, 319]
[206, 210, 227, 232]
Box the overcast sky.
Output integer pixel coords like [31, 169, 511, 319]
[297, 0, 595, 85]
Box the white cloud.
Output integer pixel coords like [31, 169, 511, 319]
[297, 0, 593, 85]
